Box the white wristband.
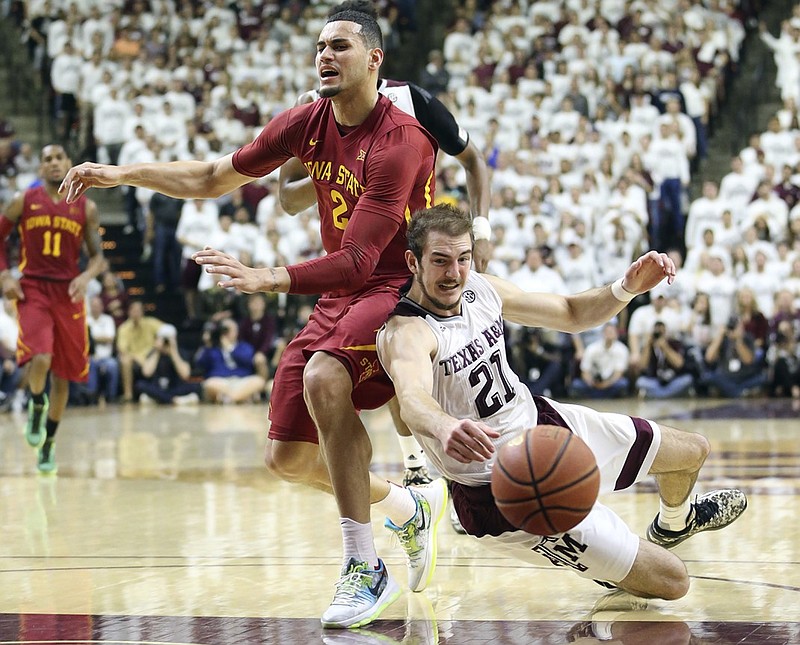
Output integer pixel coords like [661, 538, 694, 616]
[611, 278, 636, 302]
[472, 216, 492, 241]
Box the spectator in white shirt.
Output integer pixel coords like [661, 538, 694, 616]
[685, 181, 727, 249]
[571, 322, 630, 399]
[87, 295, 120, 403]
[740, 250, 783, 317]
[509, 246, 568, 294]
[93, 87, 131, 165]
[694, 254, 738, 328]
[50, 41, 82, 142]
[742, 179, 789, 243]
[176, 199, 221, 322]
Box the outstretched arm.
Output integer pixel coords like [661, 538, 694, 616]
[455, 140, 492, 272]
[59, 154, 251, 203]
[377, 316, 499, 464]
[487, 250, 676, 333]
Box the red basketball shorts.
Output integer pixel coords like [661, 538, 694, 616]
[268, 284, 400, 443]
[15, 277, 90, 382]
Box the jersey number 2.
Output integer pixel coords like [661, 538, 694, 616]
[42, 231, 62, 257]
[331, 189, 349, 230]
[469, 350, 516, 418]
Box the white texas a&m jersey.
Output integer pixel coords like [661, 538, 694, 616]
[379, 272, 538, 485]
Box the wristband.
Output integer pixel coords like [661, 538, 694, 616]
[611, 278, 636, 302]
[472, 216, 491, 241]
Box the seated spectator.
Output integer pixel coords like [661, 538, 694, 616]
[194, 319, 266, 404]
[734, 287, 770, 363]
[766, 320, 800, 398]
[635, 321, 695, 399]
[237, 292, 279, 391]
[700, 316, 767, 398]
[86, 295, 120, 404]
[509, 327, 566, 398]
[116, 300, 164, 402]
[136, 324, 202, 405]
[99, 271, 130, 328]
[0, 297, 22, 411]
[570, 322, 630, 399]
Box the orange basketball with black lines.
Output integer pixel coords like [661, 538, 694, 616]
[491, 425, 600, 535]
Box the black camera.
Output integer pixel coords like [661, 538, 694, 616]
[652, 329, 663, 340]
[726, 316, 738, 331]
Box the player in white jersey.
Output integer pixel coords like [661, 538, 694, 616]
[376, 204, 748, 598]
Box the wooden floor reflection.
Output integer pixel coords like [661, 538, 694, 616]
[0, 397, 799, 644]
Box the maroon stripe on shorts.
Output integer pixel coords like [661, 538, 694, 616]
[614, 417, 654, 491]
[449, 481, 516, 538]
[533, 396, 570, 429]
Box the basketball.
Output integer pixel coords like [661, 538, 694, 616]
[491, 425, 600, 536]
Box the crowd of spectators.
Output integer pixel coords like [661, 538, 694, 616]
[2, 0, 800, 406]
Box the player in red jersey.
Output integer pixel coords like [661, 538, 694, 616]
[278, 3, 492, 519]
[0, 144, 106, 473]
[60, 5, 446, 629]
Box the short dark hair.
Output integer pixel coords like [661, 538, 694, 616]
[407, 204, 473, 261]
[326, 1, 383, 49]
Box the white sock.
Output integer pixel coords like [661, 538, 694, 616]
[397, 434, 426, 470]
[373, 482, 418, 527]
[340, 518, 379, 568]
[658, 499, 692, 531]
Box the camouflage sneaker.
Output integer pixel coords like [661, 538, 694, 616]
[647, 489, 748, 549]
[402, 465, 432, 487]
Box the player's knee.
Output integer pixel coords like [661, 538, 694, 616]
[659, 563, 690, 600]
[302, 355, 349, 407]
[687, 432, 711, 470]
[264, 441, 315, 483]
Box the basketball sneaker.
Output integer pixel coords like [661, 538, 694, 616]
[321, 558, 401, 629]
[647, 489, 748, 549]
[384, 478, 447, 592]
[402, 465, 432, 487]
[37, 439, 57, 475]
[25, 394, 49, 448]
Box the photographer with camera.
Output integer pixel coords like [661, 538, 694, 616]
[135, 324, 202, 405]
[699, 314, 767, 397]
[194, 319, 266, 404]
[635, 322, 695, 399]
[766, 319, 800, 399]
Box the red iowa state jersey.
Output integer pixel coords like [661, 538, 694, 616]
[18, 186, 88, 281]
[233, 95, 437, 294]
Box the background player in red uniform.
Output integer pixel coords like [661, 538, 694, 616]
[60, 6, 443, 630]
[0, 144, 106, 473]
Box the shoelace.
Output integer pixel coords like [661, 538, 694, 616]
[333, 566, 372, 602]
[692, 496, 720, 527]
[396, 519, 423, 560]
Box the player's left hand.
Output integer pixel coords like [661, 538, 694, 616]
[621, 250, 676, 294]
[68, 275, 90, 303]
[59, 162, 124, 203]
[192, 247, 289, 293]
[473, 239, 491, 273]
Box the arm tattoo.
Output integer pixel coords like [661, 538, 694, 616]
[269, 267, 278, 292]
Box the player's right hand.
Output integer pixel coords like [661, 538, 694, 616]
[1, 276, 24, 301]
[439, 419, 500, 464]
[59, 163, 123, 203]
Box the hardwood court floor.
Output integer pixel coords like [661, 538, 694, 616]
[1, 397, 799, 644]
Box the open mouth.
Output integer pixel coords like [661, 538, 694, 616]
[320, 68, 339, 80]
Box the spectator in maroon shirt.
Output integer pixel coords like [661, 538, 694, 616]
[237, 292, 278, 385]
